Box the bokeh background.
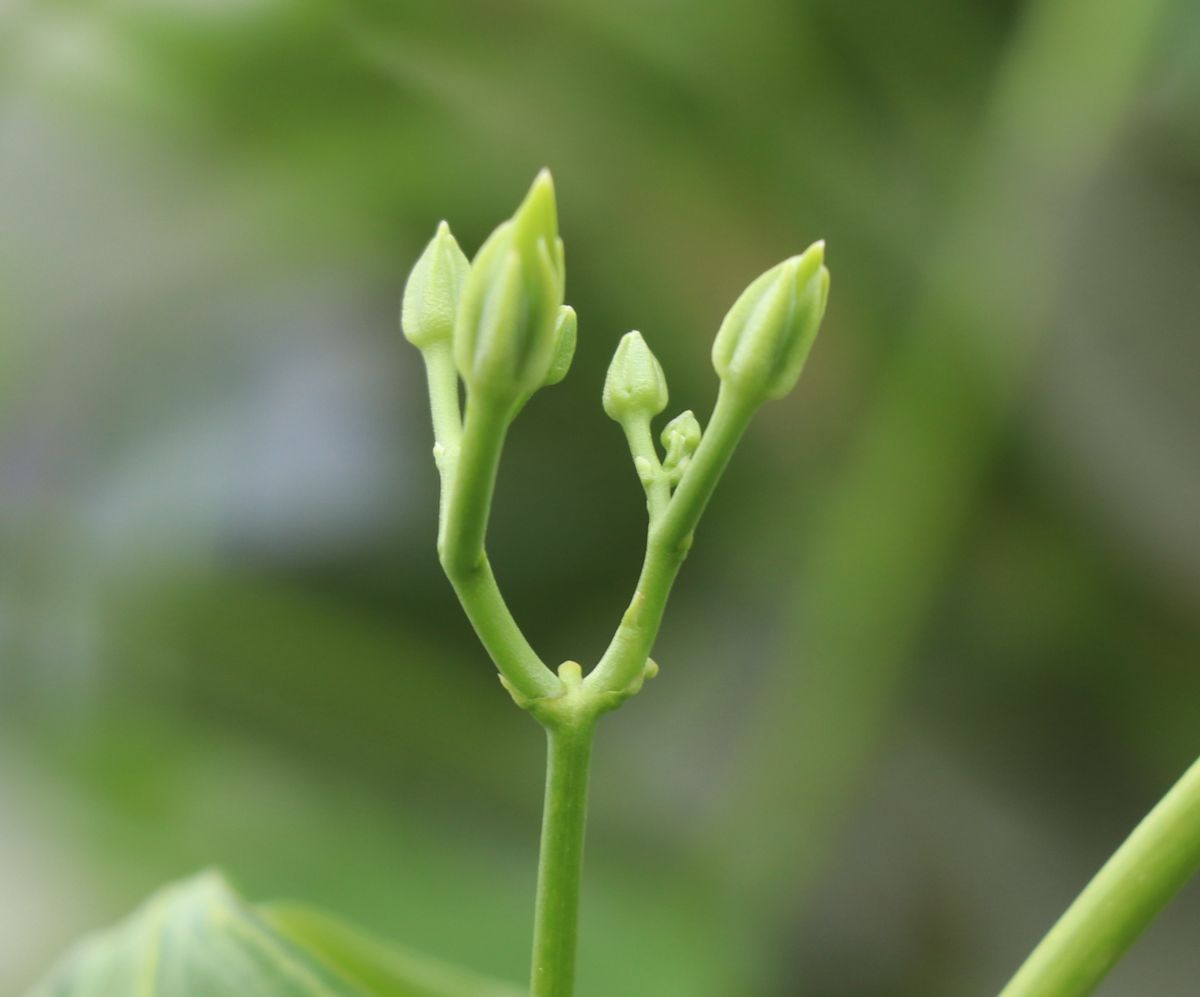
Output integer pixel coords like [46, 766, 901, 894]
[2, 1, 1198, 994]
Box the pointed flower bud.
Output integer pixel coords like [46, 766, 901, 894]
[603, 331, 669, 423]
[543, 305, 577, 387]
[401, 221, 470, 350]
[455, 170, 566, 404]
[661, 410, 701, 483]
[711, 240, 830, 402]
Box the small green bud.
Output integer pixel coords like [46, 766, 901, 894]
[543, 305, 577, 387]
[455, 170, 566, 403]
[401, 221, 469, 350]
[603, 331, 668, 423]
[711, 240, 830, 402]
[661, 410, 701, 484]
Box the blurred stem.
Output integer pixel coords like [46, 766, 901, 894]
[1000, 754, 1200, 997]
[530, 716, 596, 997]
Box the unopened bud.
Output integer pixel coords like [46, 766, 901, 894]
[603, 331, 668, 423]
[711, 240, 830, 402]
[401, 221, 469, 350]
[455, 170, 566, 403]
[543, 305, 577, 387]
[661, 410, 701, 483]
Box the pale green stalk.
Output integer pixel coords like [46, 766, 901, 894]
[587, 385, 756, 698]
[1000, 754, 1200, 997]
[530, 681, 596, 997]
[422, 344, 560, 703]
[618, 414, 670, 520]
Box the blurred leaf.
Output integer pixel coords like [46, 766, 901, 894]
[264, 903, 523, 997]
[27, 872, 520, 997]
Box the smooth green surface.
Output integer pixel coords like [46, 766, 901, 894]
[529, 711, 597, 997]
[1000, 754, 1200, 997]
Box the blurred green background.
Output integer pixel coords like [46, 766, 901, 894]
[2, 1, 1198, 994]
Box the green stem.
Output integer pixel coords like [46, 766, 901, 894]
[420, 343, 463, 540]
[525, 387, 757, 993]
[530, 716, 597, 997]
[619, 415, 669, 521]
[421, 341, 463, 452]
[587, 384, 756, 696]
[655, 385, 755, 550]
[421, 352, 559, 702]
[1000, 754, 1200, 997]
[441, 393, 509, 576]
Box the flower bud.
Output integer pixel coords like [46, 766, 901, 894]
[711, 240, 830, 402]
[603, 331, 668, 423]
[400, 221, 469, 350]
[543, 305, 577, 387]
[455, 170, 566, 403]
[661, 410, 701, 481]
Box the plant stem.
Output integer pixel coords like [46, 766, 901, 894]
[441, 393, 509, 578]
[655, 384, 755, 551]
[619, 414, 669, 520]
[420, 341, 463, 453]
[1000, 754, 1200, 997]
[587, 384, 756, 697]
[530, 716, 597, 997]
[432, 385, 560, 702]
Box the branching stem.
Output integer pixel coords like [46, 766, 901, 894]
[587, 385, 756, 697]
[405, 181, 819, 997]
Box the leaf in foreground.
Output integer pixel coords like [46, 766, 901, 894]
[28, 872, 522, 997]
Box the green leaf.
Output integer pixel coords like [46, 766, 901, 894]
[264, 903, 523, 997]
[26, 873, 523, 997]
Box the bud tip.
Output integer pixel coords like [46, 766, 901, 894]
[525, 168, 556, 207]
